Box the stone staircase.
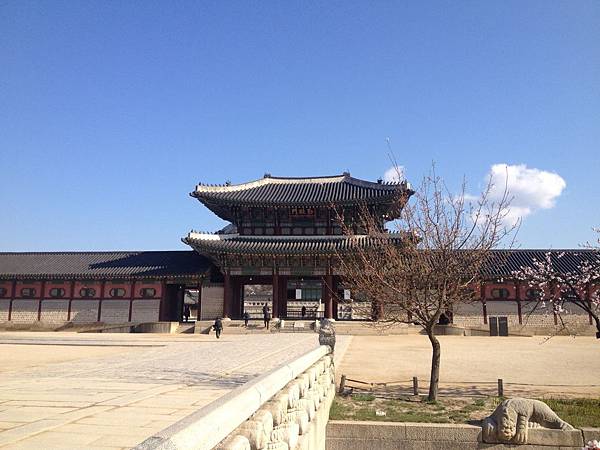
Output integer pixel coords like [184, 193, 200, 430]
[174, 322, 196, 334]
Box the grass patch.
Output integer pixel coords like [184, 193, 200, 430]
[330, 395, 494, 424]
[544, 398, 600, 428]
[330, 394, 600, 428]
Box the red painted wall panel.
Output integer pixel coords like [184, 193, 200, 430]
[73, 281, 103, 299]
[43, 281, 71, 298]
[15, 281, 42, 298]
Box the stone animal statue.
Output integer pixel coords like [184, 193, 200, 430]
[482, 398, 574, 444]
[318, 318, 336, 352]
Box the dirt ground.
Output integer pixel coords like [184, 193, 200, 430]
[337, 335, 600, 397]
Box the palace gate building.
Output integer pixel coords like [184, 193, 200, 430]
[0, 172, 597, 333]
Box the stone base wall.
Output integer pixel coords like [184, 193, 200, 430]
[453, 300, 594, 335]
[131, 299, 160, 322]
[0, 299, 10, 322]
[40, 300, 69, 323]
[10, 300, 40, 324]
[100, 300, 130, 323]
[326, 421, 587, 450]
[70, 300, 100, 323]
[200, 284, 224, 320]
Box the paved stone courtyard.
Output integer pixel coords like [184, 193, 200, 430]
[337, 335, 600, 397]
[0, 332, 323, 449]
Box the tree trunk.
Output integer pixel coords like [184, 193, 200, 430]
[427, 326, 441, 401]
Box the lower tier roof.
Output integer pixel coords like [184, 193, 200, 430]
[183, 232, 404, 256]
[0, 251, 212, 280]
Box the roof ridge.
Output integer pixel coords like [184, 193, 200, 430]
[0, 250, 196, 255]
[193, 173, 405, 194]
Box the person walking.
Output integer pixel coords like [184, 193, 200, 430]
[183, 304, 190, 323]
[262, 303, 271, 330]
[213, 317, 223, 339]
[242, 311, 250, 327]
[301, 305, 306, 318]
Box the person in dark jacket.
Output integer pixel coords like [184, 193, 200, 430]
[262, 304, 271, 330]
[183, 304, 190, 323]
[213, 317, 223, 339]
[242, 311, 250, 327]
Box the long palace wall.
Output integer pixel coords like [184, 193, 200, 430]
[0, 279, 163, 325]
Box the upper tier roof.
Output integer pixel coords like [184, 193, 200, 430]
[191, 173, 412, 212]
[0, 251, 212, 280]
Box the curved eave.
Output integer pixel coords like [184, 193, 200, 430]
[182, 233, 405, 257]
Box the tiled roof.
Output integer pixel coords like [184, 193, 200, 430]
[482, 249, 600, 277]
[183, 232, 404, 256]
[191, 173, 412, 207]
[0, 251, 212, 280]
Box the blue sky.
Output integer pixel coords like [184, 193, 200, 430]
[1, 1, 599, 251]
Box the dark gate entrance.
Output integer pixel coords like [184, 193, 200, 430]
[489, 316, 509, 336]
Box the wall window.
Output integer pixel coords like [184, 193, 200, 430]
[0, 287, 7, 298]
[525, 288, 542, 299]
[79, 287, 96, 298]
[109, 288, 126, 298]
[49, 288, 65, 298]
[491, 288, 510, 299]
[140, 288, 156, 298]
[20, 287, 36, 297]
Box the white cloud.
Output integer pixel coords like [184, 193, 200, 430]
[383, 165, 405, 182]
[485, 163, 566, 223]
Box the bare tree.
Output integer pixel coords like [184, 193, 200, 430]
[336, 164, 515, 401]
[514, 229, 600, 338]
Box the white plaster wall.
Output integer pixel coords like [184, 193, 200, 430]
[40, 300, 69, 323]
[131, 299, 160, 322]
[200, 284, 224, 320]
[70, 300, 100, 323]
[0, 299, 10, 322]
[100, 300, 130, 323]
[453, 302, 485, 328]
[486, 300, 520, 326]
[11, 300, 40, 323]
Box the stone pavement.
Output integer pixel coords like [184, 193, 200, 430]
[0, 331, 329, 450]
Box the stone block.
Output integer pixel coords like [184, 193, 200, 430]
[526, 428, 583, 447]
[40, 300, 69, 323]
[404, 422, 481, 442]
[10, 299, 39, 323]
[0, 299, 10, 322]
[70, 300, 99, 323]
[326, 421, 407, 440]
[100, 300, 130, 323]
[131, 299, 160, 322]
[582, 427, 600, 444]
[217, 435, 251, 450]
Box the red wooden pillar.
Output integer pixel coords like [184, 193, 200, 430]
[515, 281, 523, 325]
[481, 283, 488, 325]
[223, 270, 231, 318]
[128, 280, 135, 322]
[38, 280, 46, 321]
[98, 280, 105, 322]
[197, 276, 204, 321]
[68, 280, 75, 321]
[272, 270, 279, 318]
[159, 279, 168, 322]
[323, 274, 333, 319]
[8, 280, 16, 321]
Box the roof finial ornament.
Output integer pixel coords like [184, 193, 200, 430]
[225, 180, 231, 186]
[264, 173, 271, 178]
[342, 170, 351, 177]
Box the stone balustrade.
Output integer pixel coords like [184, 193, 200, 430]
[135, 345, 335, 450]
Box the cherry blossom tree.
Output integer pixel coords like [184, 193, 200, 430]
[514, 229, 600, 338]
[337, 164, 515, 400]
